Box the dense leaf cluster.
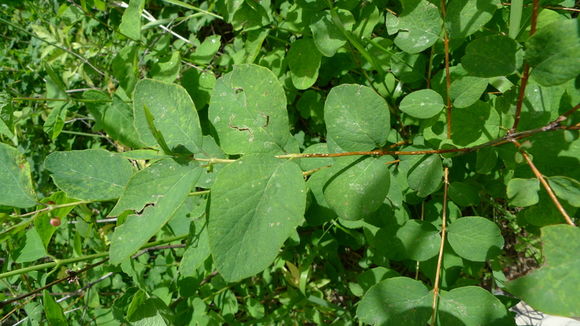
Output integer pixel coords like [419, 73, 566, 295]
[0, 0, 579, 325]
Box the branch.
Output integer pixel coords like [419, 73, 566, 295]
[512, 141, 576, 226]
[510, 0, 540, 132]
[430, 167, 450, 326]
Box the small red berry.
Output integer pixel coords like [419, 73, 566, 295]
[50, 218, 61, 227]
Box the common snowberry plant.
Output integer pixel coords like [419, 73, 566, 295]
[0, 0, 578, 324]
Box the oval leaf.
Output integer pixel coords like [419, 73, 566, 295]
[407, 154, 443, 197]
[357, 277, 432, 326]
[133, 79, 202, 154]
[375, 220, 441, 261]
[386, 0, 442, 54]
[323, 156, 391, 220]
[462, 35, 518, 77]
[447, 216, 504, 262]
[325, 84, 390, 151]
[526, 19, 580, 86]
[208, 64, 292, 155]
[109, 161, 201, 264]
[439, 286, 513, 326]
[208, 154, 306, 282]
[287, 38, 321, 90]
[44, 149, 133, 201]
[399, 89, 444, 119]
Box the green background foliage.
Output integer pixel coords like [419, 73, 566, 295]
[0, 0, 578, 325]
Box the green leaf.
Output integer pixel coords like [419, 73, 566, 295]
[526, 19, 580, 86]
[507, 225, 580, 317]
[133, 79, 202, 154]
[181, 69, 216, 110]
[407, 154, 443, 197]
[208, 154, 306, 282]
[451, 101, 500, 147]
[43, 291, 68, 325]
[447, 216, 504, 262]
[324, 84, 390, 151]
[375, 220, 441, 261]
[446, 0, 500, 39]
[208, 64, 292, 155]
[119, 0, 145, 40]
[507, 178, 540, 207]
[462, 35, 518, 77]
[323, 156, 391, 221]
[15, 228, 47, 263]
[0, 143, 36, 208]
[191, 35, 221, 64]
[390, 52, 427, 83]
[356, 277, 431, 326]
[143, 104, 173, 155]
[448, 182, 480, 207]
[109, 161, 201, 264]
[150, 50, 180, 83]
[309, 9, 354, 57]
[110, 159, 201, 216]
[385, 0, 441, 54]
[547, 176, 580, 207]
[287, 38, 322, 90]
[450, 76, 488, 108]
[439, 286, 513, 326]
[84, 91, 144, 148]
[111, 45, 139, 94]
[399, 89, 444, 119]
[179, 219, 210, 277]
[44, 149, 133, 201]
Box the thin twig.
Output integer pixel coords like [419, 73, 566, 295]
[0, 259, 108, 309]
[510, 0, 540, 132]
[9, 200, 93, 218]
[501, 2, 580, 13]
[431, 167, 449, 326]
[200, 270, 219, 286]
[440, 0, 453, 139]
[512, 141, 575, 226]
[132, 244, 186, 259]
[302, 165, 331, 177]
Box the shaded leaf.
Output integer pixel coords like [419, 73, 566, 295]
[446, 0, 500, 39]
[374, 220, 441, 261]
[309, 9, 354, 57]
[407, 154, 442, 197]
[507, 178, 540, 207]
[323, 156, 391, 221]
[448, 216, 504, 262]
[462, 35, 518, 77]
[385, 0, 441, 54]
[507, 225, 580, 317]
[526, 19, 580, 86]
[357, 277, 432, 326]
[287, 38, 322, 90]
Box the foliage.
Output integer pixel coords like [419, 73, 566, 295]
[0, 0, 578, 325]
